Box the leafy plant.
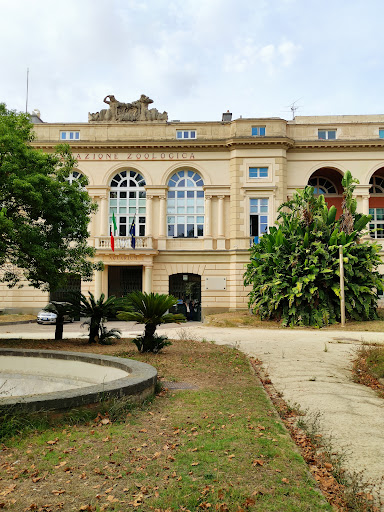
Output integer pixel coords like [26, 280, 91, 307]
[0, 103, 102, 291]
[131, 333, 172, 353]
[117, 291, 186, 352]
[244, 171, 383, 327]
[98, 325, 122, 345]
[75, 292, 123, 343]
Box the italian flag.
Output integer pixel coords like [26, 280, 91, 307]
[111, 212, 117, 252]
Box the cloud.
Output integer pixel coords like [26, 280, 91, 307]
[223, 39, 301, 75]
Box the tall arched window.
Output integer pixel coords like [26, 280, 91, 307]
[369, 175, 384, 239]
[308, 177, 337, 195]
[66, 170, 88, 186]
[167, 170, 204, 237]
[369, 175, 384, 194]
[109, 170, 146, 236]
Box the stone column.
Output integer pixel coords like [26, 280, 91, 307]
[146, 195, 153, 237]
[99, 195, 108, 236]
[362, 194, 370, 216]
[205, 195, 212, 237]
[143, 265, 153, 293]
[216, 195, 226, 250]
[159, 195, 166, 237]
[217, 195, 225, 237]
[95, 267, 103, 298]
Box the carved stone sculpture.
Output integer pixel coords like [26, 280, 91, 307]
[88, 94, 168, 122]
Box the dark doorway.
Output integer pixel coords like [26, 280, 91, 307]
[169, 273, 201, 321]
[50, 274, 81, 320]
[108, 266, 142, 297]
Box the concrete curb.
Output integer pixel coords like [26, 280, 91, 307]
[0, 320, 36, 326]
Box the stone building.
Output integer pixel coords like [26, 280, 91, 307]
[2, 95, 384, 316]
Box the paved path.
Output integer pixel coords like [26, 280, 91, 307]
[1, 321, 384, 499]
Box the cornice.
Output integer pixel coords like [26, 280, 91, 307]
[31, 137, 384, 152]
[225, 137, 294, 149]
[30, 136, 295, 152]
[293, 140, 384, 151]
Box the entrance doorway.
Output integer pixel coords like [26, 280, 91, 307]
[169, 273, 201, 321]
[108, 266, 142, 297]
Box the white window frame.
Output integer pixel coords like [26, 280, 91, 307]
[167, 170, 204, 238]
[318, 129, 336, 140]
[308, 177, 338, 195]
[109, 170, 146, 237]
[251, 126, 266, 136]
[66, 170, 87, 186]
[249, 167, 269, 179]
[176, 130, 197, 140]
[249, 198, 269, 245]
[60, 131, 80, 141]
[369, 208, 384, 239]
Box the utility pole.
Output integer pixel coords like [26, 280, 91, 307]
[25, 68, 29, 113]
[339, 245, 346, 326]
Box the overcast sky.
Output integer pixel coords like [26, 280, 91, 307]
[1, 0, 383, 123]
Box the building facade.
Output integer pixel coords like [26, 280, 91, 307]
[2, 95, 384, 316]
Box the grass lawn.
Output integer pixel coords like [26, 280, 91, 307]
[352, 343, 384, 398]
[0, 313, 36, 323]
[205, 310, 384, 331]
[0, 338, 331, 512]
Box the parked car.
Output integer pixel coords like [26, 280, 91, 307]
[36, 309, 74, 325]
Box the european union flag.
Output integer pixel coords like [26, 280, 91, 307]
[129, 218, 136, 249]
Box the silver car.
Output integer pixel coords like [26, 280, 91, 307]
[36, 310, 73, 324]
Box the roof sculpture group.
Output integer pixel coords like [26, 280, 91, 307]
[88, 94, 168, 122]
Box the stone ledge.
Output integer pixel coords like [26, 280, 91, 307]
[0, 348, 157, 413]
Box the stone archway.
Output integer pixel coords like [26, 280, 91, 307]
[308, 167, 343, 218]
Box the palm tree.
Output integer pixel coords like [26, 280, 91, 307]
[117, 291, 186, 352]
[77, 292, 122, 343]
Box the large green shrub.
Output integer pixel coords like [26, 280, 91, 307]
[244, 172, 383, 327]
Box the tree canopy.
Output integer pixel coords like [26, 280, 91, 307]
[244, 172, 384, 327]
[0, 103, 100, 290]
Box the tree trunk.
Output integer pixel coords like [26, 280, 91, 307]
[89, 323, 99, 343]
[55, 317, 64, 341]
[144, 323, 157, 339]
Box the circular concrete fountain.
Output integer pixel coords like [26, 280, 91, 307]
[0, 348, 157, 413]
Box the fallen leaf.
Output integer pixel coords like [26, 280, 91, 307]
[47, 438, 59, 445]
[0, 484, 16, 496]
[52, 489, 66, 495]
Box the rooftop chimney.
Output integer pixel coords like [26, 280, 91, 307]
[222, 110, 232, 122]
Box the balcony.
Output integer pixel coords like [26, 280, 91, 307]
[95, 236, 153, 250]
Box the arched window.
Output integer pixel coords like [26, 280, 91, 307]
[109, 170, 146, 236]
[369, 176, 384, 239]
[308, 177, 337, 195]
[369, 176, 384, 194]
[167, 170, 204, 237]
[66, 170, 88, 185]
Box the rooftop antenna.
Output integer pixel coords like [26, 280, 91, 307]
[25, 68, 29, 114]
[283, 98, 302, 120]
